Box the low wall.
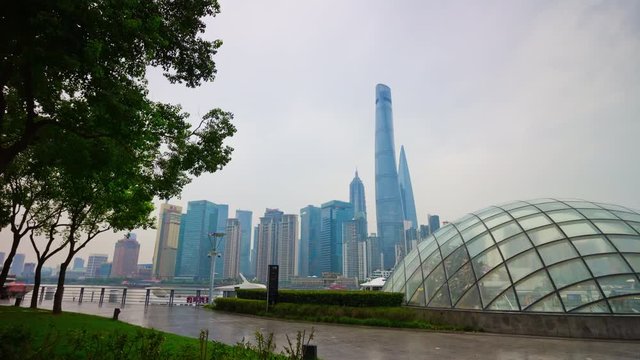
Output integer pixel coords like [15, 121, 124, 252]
[410, 307, 640, 340]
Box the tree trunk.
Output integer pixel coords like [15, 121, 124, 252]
[0, 233, 22, 289]
[30, 262, 44, 309]
[52, 261, 69, 314]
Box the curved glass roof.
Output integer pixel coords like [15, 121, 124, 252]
[383, 199, 640, 314]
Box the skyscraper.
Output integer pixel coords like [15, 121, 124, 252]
[223, 218, 241, 280]
[300, 205, 321, 277]
[175, 200, 219, 280]
[152, 203, 183, 280]
[9, 253, 25, 276]
[342, 220, 361, 280]
[374, 84, 406, 269]
[398, 146, 418, 229]
[255, 208, 284, 283]
[85, 254, 108, 278]
[349, 170, 368, 241]
[72, 257, 85, 270]
[235, 210, 253, 277]
[366, 235, 383, 275]
[214, 204, 229, 277]
[277, 214, 298, 283]
[428, 214, 441, 235]
[319, 200, 353, 274]
[111, 233, 140, 278]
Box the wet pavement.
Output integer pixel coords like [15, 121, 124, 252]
[8, 300, 640, 360]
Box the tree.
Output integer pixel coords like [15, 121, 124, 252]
[0, 0, 237, 303]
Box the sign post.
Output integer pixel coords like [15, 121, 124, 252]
[266, 265, 279, 312]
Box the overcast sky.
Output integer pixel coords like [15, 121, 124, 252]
[3, 0, 640, 266]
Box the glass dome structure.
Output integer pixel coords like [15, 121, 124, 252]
[383, 199, 640, 314]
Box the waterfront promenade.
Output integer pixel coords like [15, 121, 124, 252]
[11, 299, 639, 360]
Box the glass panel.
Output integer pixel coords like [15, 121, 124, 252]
[577, 209, 618, 220]
[455, 285, 482, 309]
[478, 264, 511, 306]
[538, 240, 578, 266]
[548, 259, 591, 289]
[623, 254, 640, 272]
[564, 201, 601, 209]
[390, 264, 405, 293]
[546, 209, 584, 223]
[424, 264, 446, 302]
[428, 283, 451, 308]
[466, 232, 495, 258]
[447, 262, 475, 304]
[475, 207, 502, 220]
[559, 221, 600, 237]
[431, 225, 451, 239]
[592, 220, 636, 235]
[597, 275, 639, 298]
[608, 295, 640, 314]
[455, 215, 480, 232]
[611, 211, 640, 223]
[507, 249, 543, 282]
[627, 222, 640, 235]
[487, 287, 519, 311]
[571, 236, 616, 256]
[501, 201, 528, 211]
[608, 235, 640, 252]
[516, 271, 554, 309]
[421, 251, 442, 278]
[408, 284, 426, 306]
[527, 293, 563, 312]
[559, 280, 603, 311]
[491, 221, 522, 243]
[537, 202, 570, 211]
[585, 254, 632, 277]
[526, 198, 555, 205]
[517, 214, 552, 231]
[418, 239, 439, 261]
[440, 234, 463, 259]
[472, 247, 503, 279]
[484, 213, 511, 229]
[444, 246, 469, 277]
[405, 267, 424, 304]
[461, 223, 486, 243]
[596, 203, 632, 212]
[527, 225, 564, 246]
[509, 206, 539, 219]
[571, 300, 610, 313]
[435, 226, 458, 247]
[403, 249, 421, 276]
[498, 234, 532, 259]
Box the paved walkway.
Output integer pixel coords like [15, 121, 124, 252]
[11, 300, 640, 360]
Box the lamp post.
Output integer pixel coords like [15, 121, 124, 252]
[208, 232, 225, 304]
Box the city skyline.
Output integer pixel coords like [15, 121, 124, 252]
[2, 1, 639, 265]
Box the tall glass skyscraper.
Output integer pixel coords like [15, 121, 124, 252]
[175, 200, 219, 280]
[374, 84, 406, 269]
[398, 146, 418, 229]
[319, 200, 353, 274]
[235, 210, 253, 277]
[300, 205, 321, 276]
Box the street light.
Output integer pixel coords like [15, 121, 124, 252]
[208, 232, 225, 304]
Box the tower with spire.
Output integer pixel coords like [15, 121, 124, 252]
[398, 146, 418, 229]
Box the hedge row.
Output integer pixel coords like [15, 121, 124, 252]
[236, 289, 403, 307]
[213, 298, 467, 331]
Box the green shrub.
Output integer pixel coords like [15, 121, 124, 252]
[236, 289, 403, 307]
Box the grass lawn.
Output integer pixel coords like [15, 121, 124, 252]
[0, 306, 288, 359]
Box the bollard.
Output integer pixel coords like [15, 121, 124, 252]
[14, 297, 22, 307]
[302, 344, 317, 360]
[113, 308, 121, 320]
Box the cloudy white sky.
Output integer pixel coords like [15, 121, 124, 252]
[3, 0, 640, 266]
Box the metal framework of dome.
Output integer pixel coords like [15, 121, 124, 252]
[383, 199, 640, 314]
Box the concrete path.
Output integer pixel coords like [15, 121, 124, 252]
[12, 300, 640, 360]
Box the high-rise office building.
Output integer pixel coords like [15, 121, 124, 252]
[111, 233, 140, 278]
[85, 254, 108, 278]
[398, 146, 418, 229]
[235, 210, 253, 277]
[152, 203, 183, 280]
[22, 262, 35, 277]
[255, 209, 284, 283]
[72, 257, 85, 270]
[277, 214, 298, 283]
[214, 204, 229, 277]
[9, 253, 25, 276]
[349, 170, 368, 241]
[342, 220, 365, 281]
[300, 205, 321, 277]
[428, 214, 441, 235]
[366, 235, 383, 274]
[223, 218, 241, 280]
[374, 84, 406, 269]
[252, 225, 259, 276]
[175, 200, 219, 280]
[319, 200, 353, 274]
